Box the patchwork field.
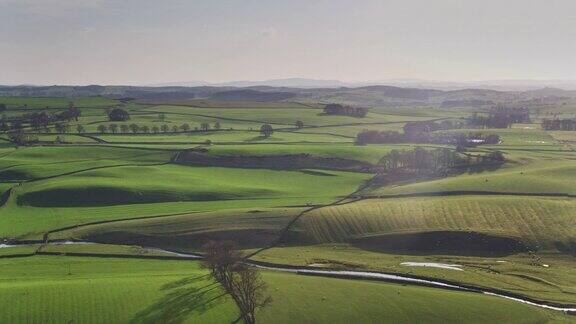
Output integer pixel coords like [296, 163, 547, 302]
[1, 96, 575, 322]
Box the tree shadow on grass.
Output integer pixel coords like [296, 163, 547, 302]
[244, 135, 275, 142]
[131, 274, 227, 324]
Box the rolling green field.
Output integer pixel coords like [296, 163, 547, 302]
[1, 165, 368, 238]
[0, 255, 569, 323]
[367, 149, 576, 196]
[1, 96, 576, 322]
[295, 196, 576, 250]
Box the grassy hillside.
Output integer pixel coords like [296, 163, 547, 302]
[52, 208, 304, 251]
[0, 146, 172, 181]
[295, 196, 576, 252]
[0, 255, 568, 323]
[1, 165, 369, 238]
[367, 150, 576, 196]
[16, 165, 368, 207]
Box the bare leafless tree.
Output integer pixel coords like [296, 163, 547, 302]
[202, 241, 271, 324]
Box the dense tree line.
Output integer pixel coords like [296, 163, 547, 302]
[323, 103, 369, 117]
[541, 118, 576, 131]
[378, 147, 505, 174]
[356, 129, 500, 146]
[467, 106, 530, 129]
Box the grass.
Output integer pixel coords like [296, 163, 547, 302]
[15, 165, 369, 207]
[0, 255, 568, 323]
[0, 256, 237, 323]
[1, 165, 369, 238]
[96, 130, 352, 144]
[0, 145, 172, 181]
[295, 196, 576, 251]
[206, 143, 436, 164]
[52, 207, 304, 251]
[436, 128, 557, 147]
[253, 244, 576, 305]
[146, 105, 432, 127]
[0, 96, 117, 109]
[548, 130, 576, 142]
[367, 149, 576, 196]
[2, 96, 576, 319]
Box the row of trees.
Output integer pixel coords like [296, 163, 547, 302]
[356, 130, 500, 146]
[96, 122, 223, 134]
[378, 147, 505, 174]
[323, 104, 369, 117]
[541, 118, 576, 131]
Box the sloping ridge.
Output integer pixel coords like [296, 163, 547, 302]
[173, 150, 374, 173]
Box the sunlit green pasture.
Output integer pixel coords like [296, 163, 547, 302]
[0, 256, 568, 323]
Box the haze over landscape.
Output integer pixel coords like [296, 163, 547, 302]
[2, 1, 576, 324]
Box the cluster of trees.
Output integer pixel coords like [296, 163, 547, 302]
[7, 129, 38, 146]
[403, 120, 462, 135]
[467, 107, 530, 129]
[541, 118, 576, 131]
[202, 241, 271, 324]
[107, 108, 130, 121]
[378, 147, 505, 174]
[356, 129, 500, 146]
[0, 104, 81, 133]
[323, 104, 369, 117]
[260, 124, 273, 137]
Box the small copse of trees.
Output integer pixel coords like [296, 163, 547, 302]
[466, 106, 530, 129]
[107, 108, 130, 122]
[260, 124, 273, 137]
[323, 103, 368, 117]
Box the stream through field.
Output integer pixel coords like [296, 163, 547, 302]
[1, 241, 575, 313]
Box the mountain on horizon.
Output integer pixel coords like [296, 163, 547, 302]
[148, 78, 347, 88]
[148, 78, 576, 91]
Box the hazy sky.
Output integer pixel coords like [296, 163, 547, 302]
[2, 0, 576, 85]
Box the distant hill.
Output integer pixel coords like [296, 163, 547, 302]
[147, 78, 576, 91]
[210, 89, 296, 102]
[1, 83, 575, 107]
[149, 78, 348, 88]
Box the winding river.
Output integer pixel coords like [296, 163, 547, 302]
[1, 241, 575, 314]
